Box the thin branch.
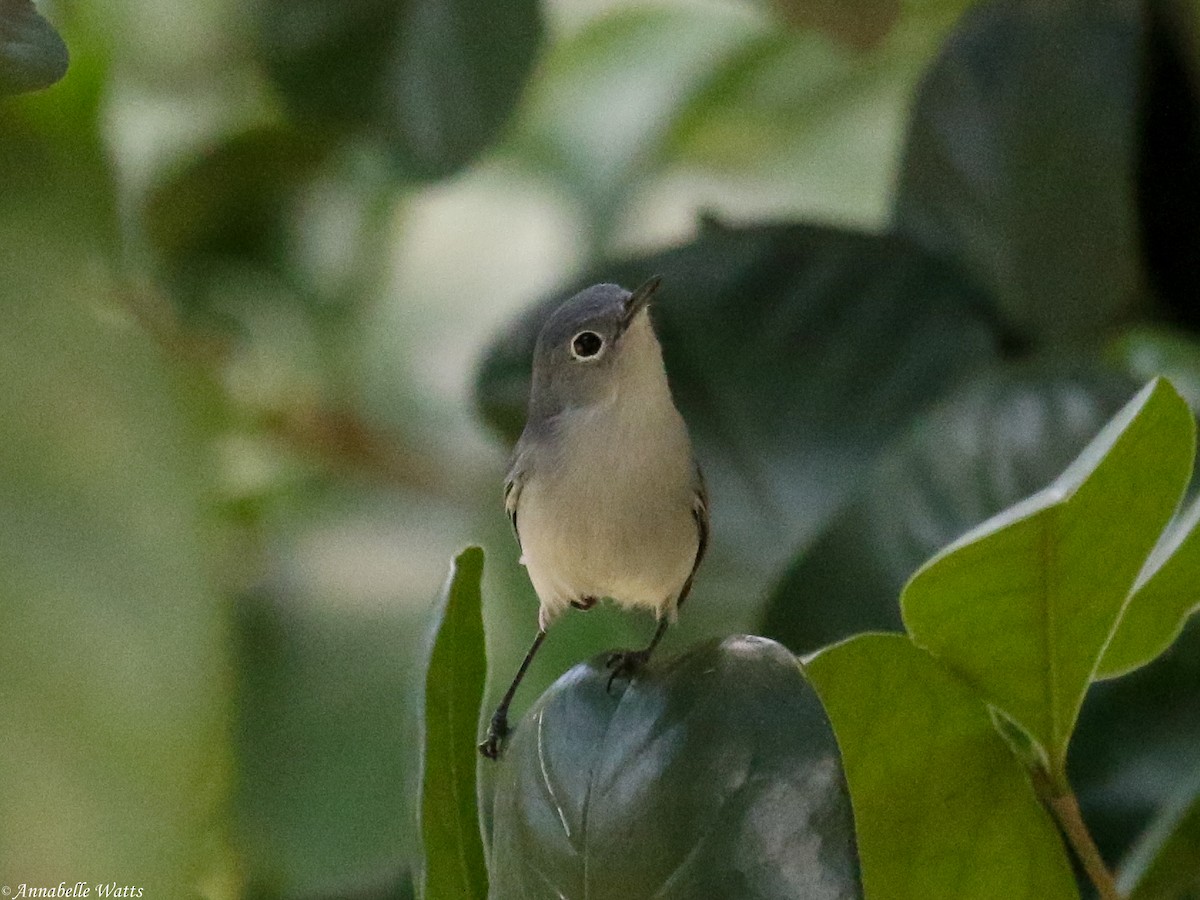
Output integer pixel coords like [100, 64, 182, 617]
[113, 279, 453, 493]
[1033, 769, 1123, 900]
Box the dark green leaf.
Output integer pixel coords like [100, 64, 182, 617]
[894, 0, 1147, 346]
[255, 0, 543, 179]
[807, 634, 1078, 900]
[901, 379, 1196, 771]
[489, 636, 862, 899]
[1120, 763, 1200, 899]
[420, 547, 488, 900]
[0, 0, 68, 94]
[144, 125, 329, 296]
[475, 223, 1001, 597]
[762, 363, 1137, 653]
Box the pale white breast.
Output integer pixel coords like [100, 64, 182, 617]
[517, 314, 699, 625]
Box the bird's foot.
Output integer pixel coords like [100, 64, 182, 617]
[570, 595, 598, 611]
[478, 709, 509, 760]
[605, 648, 652, 692]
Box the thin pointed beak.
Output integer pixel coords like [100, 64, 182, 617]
[621, 275, 662, 328]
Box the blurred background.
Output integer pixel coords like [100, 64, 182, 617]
[2, 0, 1198, 896]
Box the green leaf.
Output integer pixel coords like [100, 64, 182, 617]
[807, 634, 1078, 900]
[0, 0, 69, 94]
[419, 547, 488, 900]
[901, 378, 1196, 772]
[254, 0, 543, 179]
[1120, 764, 1200, 899]
[762, 363, 1137, 653]
[893, 0, 1147, 346]
[475, 223, 1000, 598]
[1098, 491, 1200, 678]
[489, 636, 861, 899]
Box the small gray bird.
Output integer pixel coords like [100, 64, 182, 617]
[480, 276, 709, 759]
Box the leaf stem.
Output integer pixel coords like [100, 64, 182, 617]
[1034, 769, 1123, 900]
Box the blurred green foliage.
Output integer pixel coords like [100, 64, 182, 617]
[4, 0, 1200, 897]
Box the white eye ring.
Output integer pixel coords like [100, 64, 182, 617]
[570, 330, 605, 361]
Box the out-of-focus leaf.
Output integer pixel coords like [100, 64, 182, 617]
[254, 0, 543, 179]
[902, 379, 1195, 773]
[762, 363, 1136, 653]
[656, 0, 979, 232]
[1119, 764, 1200, 899]
[419, 547, 488, 900]
[1071, 615, 1200, 865]
[807, 634, 1078, 900]
[1098, 492, 1200, 678]
[0, 0, 68, 93]
[489, 636, 861, 899]
[0, 87, 232, 891]
[764, 0, 900, 49]
[1138, 0, 1200, 333]
[894, 0, 1147, 346]
[234, 570, 433, 891]
[475, 223, 1000, 599]
[1110, 326, 1200, 414]
[144, 124, 329, 303]
[507, 4, 763, 235]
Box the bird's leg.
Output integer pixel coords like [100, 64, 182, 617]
[479, 628, 547, 760]
[605, 617, 670, 692]
[570, 595, 597, 610]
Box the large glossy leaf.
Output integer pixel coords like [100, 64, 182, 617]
[255, 0, 543, 179]
[893, 0, 1146, 346]
[1118, 763, 1200, 899]
[762, 363, 1136, 653]
[901, 379, 1195, 774]
[419, 547, 488, 900]
[489, 636, 861, 900]
[807, 634, 1078, 900]
[0, 0, 68, 93]
[475, 223, 1000, 598]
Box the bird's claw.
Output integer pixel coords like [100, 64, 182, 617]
[605, 648, 651, 692]
[479, 710, 509, 760]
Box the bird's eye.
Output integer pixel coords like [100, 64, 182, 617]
[570, 331, 604, 360]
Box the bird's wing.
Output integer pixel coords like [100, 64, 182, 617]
[678, 463, 710, 608]
[503, 456, 526, 550]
